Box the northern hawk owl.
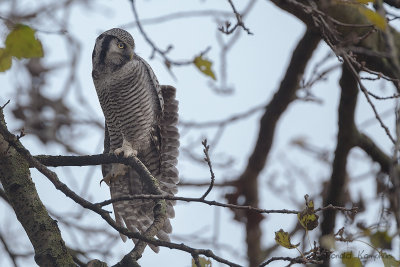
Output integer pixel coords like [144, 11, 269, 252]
[91, 28, 179, 252]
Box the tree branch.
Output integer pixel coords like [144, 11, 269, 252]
[355, 131, 391, 174]
[0, 111, 241, 267]
[0, 109, 75, 267]
[227, 28, 320, 267]
[320, 64, 359, 266]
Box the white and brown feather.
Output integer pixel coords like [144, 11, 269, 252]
[92, 28, 179, 252]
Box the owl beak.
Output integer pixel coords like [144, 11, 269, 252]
[130, 53, 134, 60]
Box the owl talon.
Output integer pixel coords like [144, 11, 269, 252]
[114, 138, 138, 158]
[100, 163, 128, 186]
[115, 146, 137, 157]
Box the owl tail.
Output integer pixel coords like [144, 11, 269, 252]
[108, 85, 179, 253]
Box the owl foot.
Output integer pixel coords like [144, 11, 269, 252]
[114, 139, 138, 158]
[100, 163, 128, 186]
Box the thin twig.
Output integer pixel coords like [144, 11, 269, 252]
[180, 104, 265, 128]
[1, 100, 10, 110]
[128, 0, 210, 67]
[343, 54, 396, 144]
[200, 139, 215, 200]
[219, 0, 253, 35]
[94, 194, 357, 216]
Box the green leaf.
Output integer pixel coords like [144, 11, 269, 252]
[370, 231, 392, 250]
[342, 251, 362, 267]
[358, 6, 387, 30]
[5, 24, 43, 59]
[274, 229, 299, 249]
[297, 200, 319, 231]
[192, 256, 212, 267]
[0, 48, 12, 72]
[193, 56, 216, 80]
[381, 252, 400, 267]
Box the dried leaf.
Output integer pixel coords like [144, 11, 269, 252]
[193, 56, 216, 80]
[0, 48, 12, 72]
[274, 229, 299, 249]
[5, 24, 43, 59]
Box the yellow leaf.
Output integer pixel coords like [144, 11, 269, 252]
[192, 256, 212, 267]
[297, 200, 319, 231]
[358, 6, 387, 30]
[342, 251, 362, 267]
[193, 56, 216, 80]
[307, 200, 314, 209]
[0, 48, 12, 72]
[5, 24, 44, 59]
[274, 229, 299, 249]
[370, 231, 392, 250]
[381, 252, 400, 267]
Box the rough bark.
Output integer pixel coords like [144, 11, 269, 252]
[0, 109, 75, 267]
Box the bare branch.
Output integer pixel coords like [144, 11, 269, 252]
[320, 63, 358, 244]
[219, 0, 253, 35]
[200, 139, 216, 200]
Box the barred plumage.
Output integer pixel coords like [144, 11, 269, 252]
[92, 28, 179, 252]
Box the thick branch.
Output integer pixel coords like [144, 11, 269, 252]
[270, 0, 400, 81]
[355, 131, 391, 174]
[229, 28, 320, 267]
[320, 64, 359, 261]
[0, 110, 75, 267]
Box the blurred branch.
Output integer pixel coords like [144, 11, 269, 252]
[121, 10, 233, 28]
[356, 132, 391, 174]
[180, 103, 265, 128]
[0, 233, 18, 267]
[226, 28, 320, 266]
[179, 179, 235, 187]
[385, 0, 400, 8]
[320, 64, 358, 254]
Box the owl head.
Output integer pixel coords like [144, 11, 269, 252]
[92, 28, 135, 72]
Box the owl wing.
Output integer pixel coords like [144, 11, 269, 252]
[102, 85, 179, 253]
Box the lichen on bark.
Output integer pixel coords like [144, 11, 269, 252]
[0, 109, 75, 267]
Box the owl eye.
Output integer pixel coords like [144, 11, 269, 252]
[117, 42, 125, 49]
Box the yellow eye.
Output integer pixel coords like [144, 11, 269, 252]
[117, 42, 125, 49]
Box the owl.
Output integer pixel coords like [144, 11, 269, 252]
[91, 28, 179, 252]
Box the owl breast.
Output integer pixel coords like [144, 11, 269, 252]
[95, 59, 160, 152]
